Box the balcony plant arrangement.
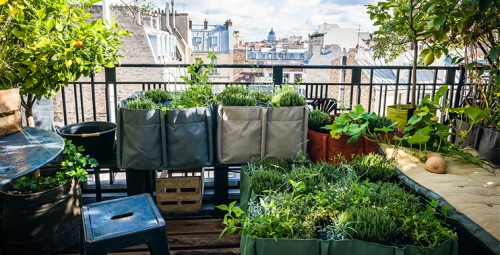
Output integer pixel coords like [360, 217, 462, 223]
[218, 154, 458, 255]
[0, 140, 97, 254]
[117, 53, 216, 170]
[0, 0, 129, 128]
[216, 84, 308, 164]
[321, 104, 400, 162]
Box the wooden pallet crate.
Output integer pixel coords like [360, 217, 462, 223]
[156, 168, 204, 214]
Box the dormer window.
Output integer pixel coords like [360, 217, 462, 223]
[194, 37, 202, 45]
[211, 36, 218, 46]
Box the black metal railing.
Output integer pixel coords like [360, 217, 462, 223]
[58, 63, 467, 216]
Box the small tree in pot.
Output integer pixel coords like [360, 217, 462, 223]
[0, 0, 129, 127]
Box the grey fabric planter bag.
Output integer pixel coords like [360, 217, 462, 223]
[117, 92, 213, 170]
[165, 106, 213, 169]
[217, 106, 308, 164]
[117, 93, 167, 170]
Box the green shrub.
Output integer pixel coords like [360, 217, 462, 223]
[368, 116, 394, 133]
[308, 109, 331, 130]
[253, 91, 273, 105]
[144, 89, 173, 104]
[123, 97, 163, 110]
[351, 154, 396, 182]
[314, 162, 358, 186]
[250, 169, 286, 195]
[368, 182, 421, 218]
[272, 91, 306, 107]
[339, 206, 397, 244]
[257, 157, 290, 174]
[287, 166, 326, 194]
[178, 84, 213, 108]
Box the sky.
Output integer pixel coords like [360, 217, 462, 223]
[143, 0, 381, 42]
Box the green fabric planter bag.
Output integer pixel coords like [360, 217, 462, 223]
[387, 104, 417, 131]
[240, 234, 458, 255]
[239, 166, 258, 212]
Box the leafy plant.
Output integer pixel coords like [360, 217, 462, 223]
[321, 216, 357, 240]
[250, 169, 286, 195]
[339, 206, 397, 244]
[143, 89, 174, 104]
[257, 157, 290, 174]
[308, 109, 331, 131]
[272, 91, 306, 107]
[123, 97, 163, 110]
[323, 104, 380, 143]
[287, 166, 326, 194]
[10, 140, 97, 194]
[351, 153, 396, 182]
[367, 116, 394, 133]
[0, 0, 130, 126]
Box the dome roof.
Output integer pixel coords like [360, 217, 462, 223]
[269, 28, 275, 35]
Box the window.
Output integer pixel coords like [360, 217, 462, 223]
[290, 53, 294, 59]
[268, 53, 272, 59]
[294, 74, 302, 83]
[245, 75, 250, 78]
[262, 53, 265, 58]
[211, 36, 218, 46]
[268, 73, 273, 78]
[194, 37, 202, 45]
[252, 53, 256, 59]
[300, 53, 304, 59]
[211, 57, 219, 74]
[279, 53, 283, 58]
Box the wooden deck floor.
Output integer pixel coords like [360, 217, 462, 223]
[54, 219, 240, 255]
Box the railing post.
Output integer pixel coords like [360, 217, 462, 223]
[272, 66, 283, 87]
[105, 67, 117, 122]
[445, 67, 457, 108]
[453, 66, 466, 108]
[351, 66, 362, 105]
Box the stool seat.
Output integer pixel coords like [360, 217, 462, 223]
[80, 193, 170, 255]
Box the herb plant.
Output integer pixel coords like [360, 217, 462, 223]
[10, 140, 97, 194]
[308, 109, 331, 131]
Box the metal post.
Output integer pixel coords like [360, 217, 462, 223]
[105, 67, 117, 122]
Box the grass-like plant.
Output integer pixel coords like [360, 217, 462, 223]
[250, 169, 286, 195]
[272, 91, 306, 107]
[144, 89, 174, 104]
[257, 157, 290, 174]
[123, 97, 163, 110]
[351, 153, 396, 182]
[339, 206, 397, 244]
[287, 166, 326, 194]
[308, 109, 331, 131]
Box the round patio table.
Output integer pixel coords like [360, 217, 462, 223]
[0, 127, 64, 185]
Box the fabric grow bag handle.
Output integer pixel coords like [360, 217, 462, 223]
[81, 132, 100, 138]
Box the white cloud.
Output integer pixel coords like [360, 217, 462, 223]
[142, 0, 380, 42]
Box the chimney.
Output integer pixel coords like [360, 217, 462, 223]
[189, 18, 192, 30]
[204, 19, 208, 30]
[225, 19, 232, 29]
[171, 0, 175, 27]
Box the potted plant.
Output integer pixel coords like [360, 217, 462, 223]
[217, 155, 458, 255]
[0, 140, 97, 254]
[117, 53, 216, 170]
[216, 83, 308, 164]
[0, 0, 129, 127]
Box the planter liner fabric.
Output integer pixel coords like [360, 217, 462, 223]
[240, 234, 458, 255]
[379, 143, 500, 255]
[217, 106, 308, 164]
[239, 166, 257, 212]
[117, 92, 213, 170]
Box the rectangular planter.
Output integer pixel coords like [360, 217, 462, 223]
[307, 130, 365, 163]
[156, 169, 204, 214]
[240, 234, 458, 255]
[217, 106, 308, 164]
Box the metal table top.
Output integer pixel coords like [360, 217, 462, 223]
[0, 127, 64, 185]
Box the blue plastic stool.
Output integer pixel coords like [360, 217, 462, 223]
[79, 193, 170, 255]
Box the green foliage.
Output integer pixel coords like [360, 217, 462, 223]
[218, 86, 257, 106]
[288, 166, 326, 194]
[10, 140, 97, 194]
[123, 97, 163, 110]
[351, 153, 396, 182]
[181, 52, 217, 86]
[272, 91, 306, 107]
[401, 198, 457, 248]
[323, 104, 383, 143]
[367, 116, 394, 133]
[250, 169, 286, 195]
[143, 89, 174, 104]
[0, 0, 130, 123]
[257, 157, 290, 174]
[308, 109, 331, 130]
[176, 82, 214, 108]
[339, 206, 397, 244]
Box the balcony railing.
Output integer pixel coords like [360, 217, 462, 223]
[55, 63, 467, 217]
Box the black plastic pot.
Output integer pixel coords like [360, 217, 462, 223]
[57, 121, 116, 162]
